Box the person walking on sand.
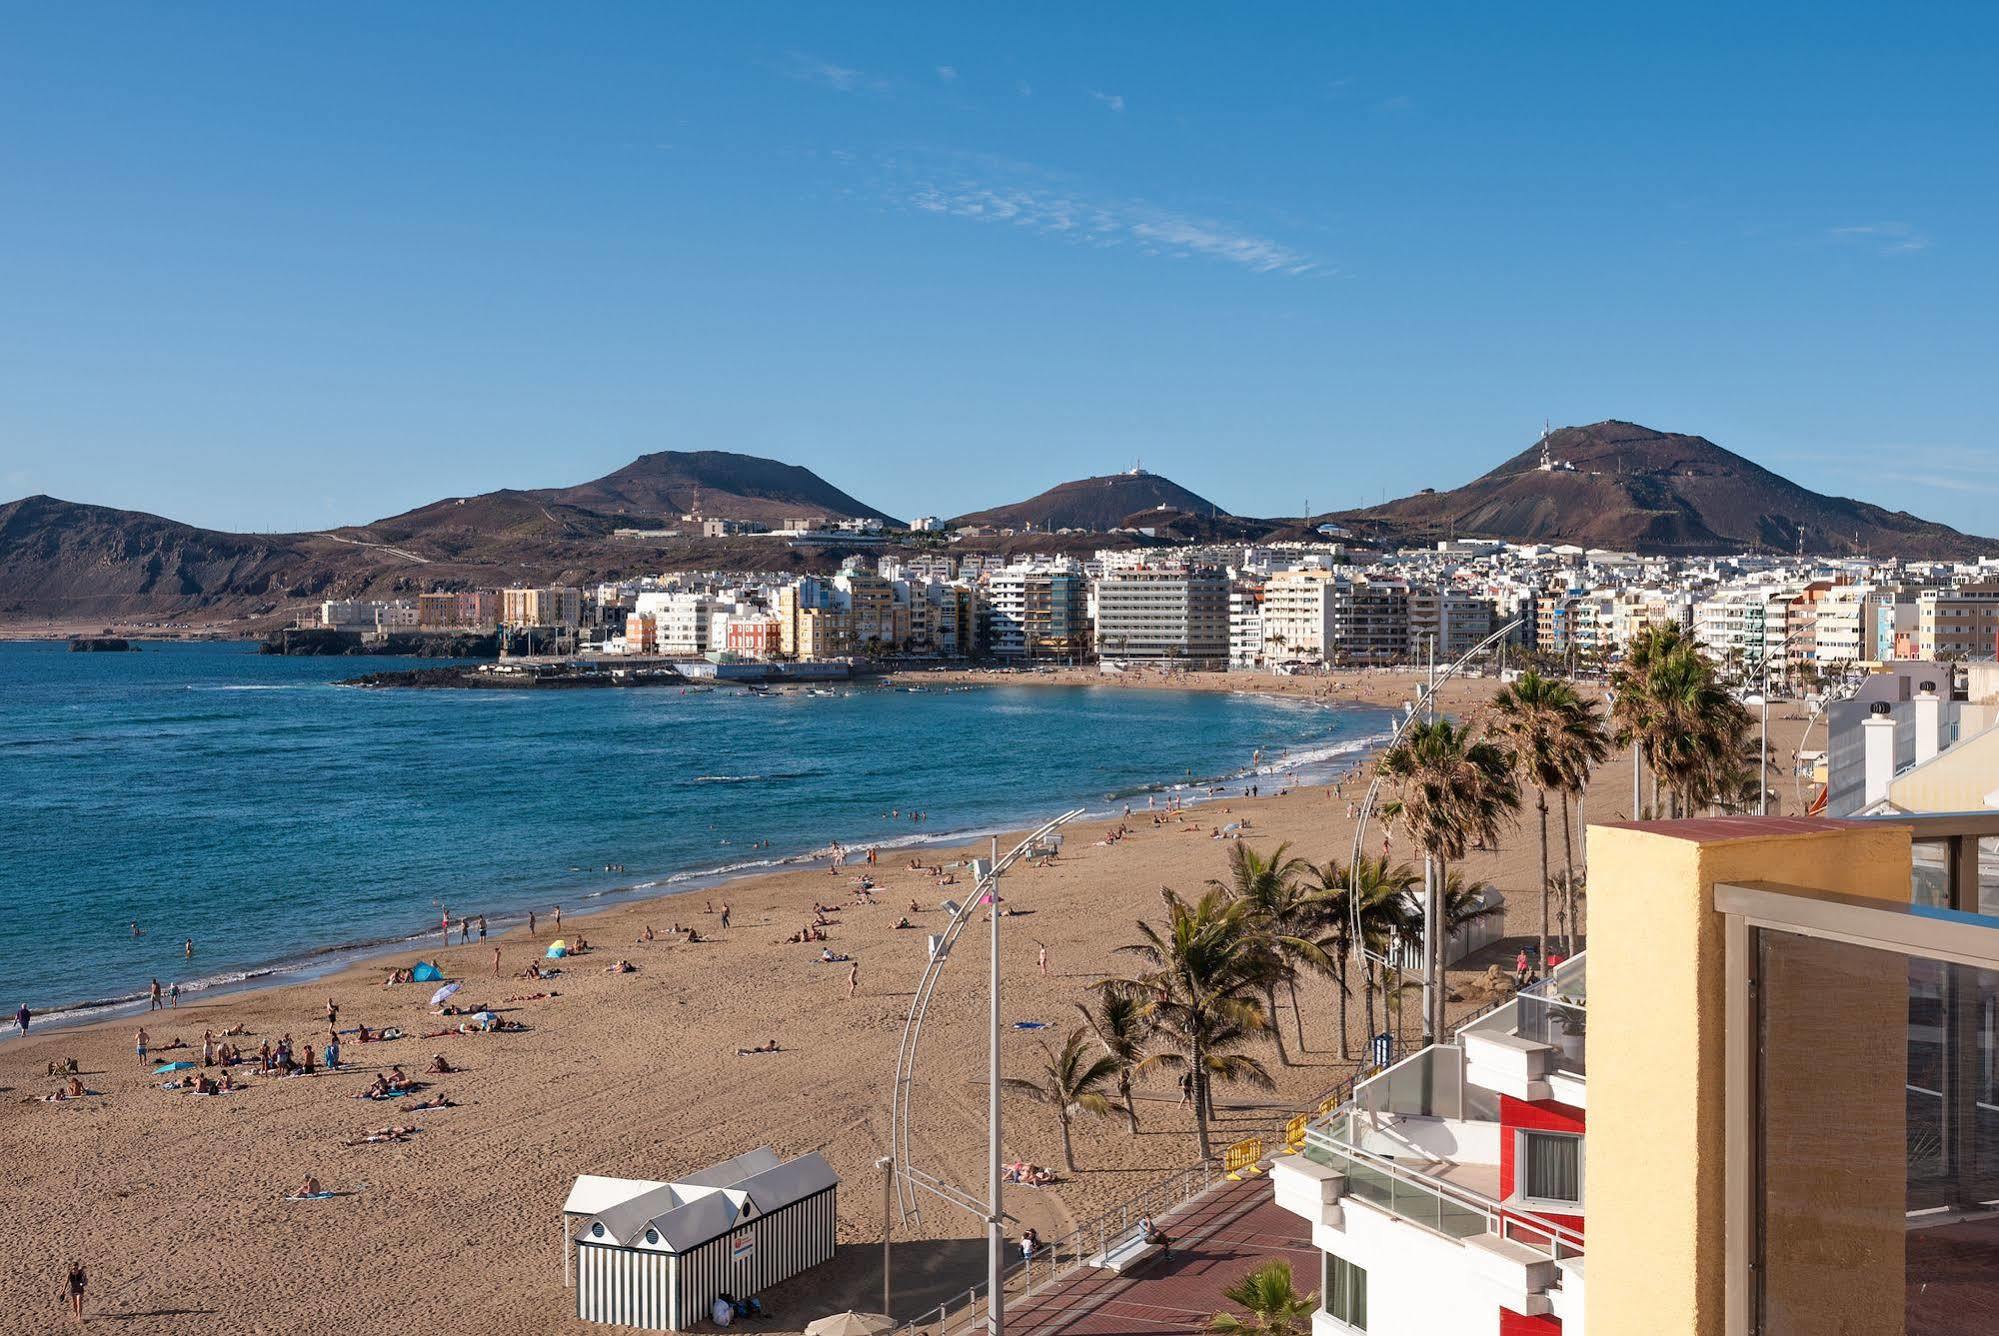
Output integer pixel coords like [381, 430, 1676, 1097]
[528, 910, 537, 938]
[66, 1261, 85, 1322]
[553, 905, 563, 934]
[15, 1002, 30, 1038]
[1037, 943, 1048, 977]
[136, 1027, 149, 1066]
[492, 946, 502, 978]
[326, 997, 339, 1028]
[847, 961, 860, 998]
[477, 915, 487, 940]
[148, 978, 163, 1012]
[719, 903, 731, 930]
[168, 981, 180, 1008]
[440, 906, 450, 944]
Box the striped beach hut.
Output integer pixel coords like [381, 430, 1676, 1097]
[565, 1148, 839, 1331]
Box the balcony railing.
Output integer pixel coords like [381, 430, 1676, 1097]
[1460, 951, 1588, 1081]
[1301, 1114, 1584, 1263]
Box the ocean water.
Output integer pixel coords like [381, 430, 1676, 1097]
[0, 642, 1394, 1018]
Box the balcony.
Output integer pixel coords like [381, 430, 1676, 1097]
[1279, 1043, 1583, 1319]
[1460, 952, 1587, 1106]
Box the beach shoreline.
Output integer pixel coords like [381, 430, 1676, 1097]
[17, 673, 1399, 1032]
[4, 667, 1769, 1335]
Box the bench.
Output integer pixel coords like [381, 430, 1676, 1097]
[1090, 1231, 1163, 1274]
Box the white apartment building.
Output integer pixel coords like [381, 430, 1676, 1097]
[1229, 587, 1265, 668]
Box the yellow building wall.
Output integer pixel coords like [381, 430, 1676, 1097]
[1584, 818, 1912, 1336]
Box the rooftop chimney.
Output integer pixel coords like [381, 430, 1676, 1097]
[1863, 701, 1898, 810]
[1914, 681, 1942, 768]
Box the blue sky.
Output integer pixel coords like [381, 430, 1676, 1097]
[3, 3, 1995, 533]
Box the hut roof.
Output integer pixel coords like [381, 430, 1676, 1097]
[570, 1148, 838, 1253]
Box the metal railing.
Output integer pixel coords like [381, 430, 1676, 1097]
[1303, 1116, 1585, 1263]
[889, 1066, 1374, 1336]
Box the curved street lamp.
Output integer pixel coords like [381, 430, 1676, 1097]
[885, 807, 1085, 1332]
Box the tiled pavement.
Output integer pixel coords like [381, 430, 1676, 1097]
[1006, 1174, 1317, 1336]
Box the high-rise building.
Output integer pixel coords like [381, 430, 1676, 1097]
[1093, 566, 1230, 667]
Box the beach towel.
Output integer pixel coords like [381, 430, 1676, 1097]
[411, 962, 443, 983]
[154, 1061, 195, 1073]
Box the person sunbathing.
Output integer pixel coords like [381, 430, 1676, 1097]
[893, 917, 913, 929]
[361, 1074, 395, 1099]
[605, 960, 636, 974]
[519, 961, 547, 980]
[346, 1125, 418, 1146]
[426, 1054, 454, 1074]
[819, 947, 851, 963]
[734, 1039, 782, 1056]
[406, 1093, 457, 1110]
[222, 1023, 251, 1038]
[296, 1176, 324, 1197]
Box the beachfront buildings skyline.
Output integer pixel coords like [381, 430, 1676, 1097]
[303, 538, 1999, 685]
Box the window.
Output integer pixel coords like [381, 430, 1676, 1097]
[1518, 1130, 1584, 1208]
[1323, 1251, 1367, 1330]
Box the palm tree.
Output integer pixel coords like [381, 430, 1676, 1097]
[1001, 1027, 1122, 1172]
[1312, 855, 1418, 1059]
[1552, 691, 1610, 950]
[1378, 718, 1520, 1042]
[1208, 1260, 1318, 1336]
[1439, 868, 1505, 940]
[1610, 621, 1698, 817]
[1492, 671, 1573, 972]
[1208, 842, 1317, 1066]
[1078, 990, 1148, 1135]
[1494, 672, 1611, 968]
[1114, 887, 1277, 1159]
[1645, 645, 1752, 815]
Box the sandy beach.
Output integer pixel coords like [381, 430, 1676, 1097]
[0, 670, 1817, 1335]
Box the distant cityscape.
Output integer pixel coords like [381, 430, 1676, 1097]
[307, 517, 1999, 681]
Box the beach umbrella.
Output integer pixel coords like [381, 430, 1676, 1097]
[429, 982, 461, 1006]
[154, 1061, 195, 1073]
[804, 1314, 893, 1336]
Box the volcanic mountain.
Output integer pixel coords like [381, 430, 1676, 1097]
[951, 471, 1226, 532]
[0, 450, 900, 627]
[533, 450, 898, 527]
[1337, 421, 1994, 558]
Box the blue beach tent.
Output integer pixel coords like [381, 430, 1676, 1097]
[411, 962, 444, 983]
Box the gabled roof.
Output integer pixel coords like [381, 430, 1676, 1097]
[563, 1174, 670, 1216]
[570, 1148, 838, 1253]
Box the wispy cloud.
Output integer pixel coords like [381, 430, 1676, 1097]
[1829, 222, 1930, 254]
[1874, 470, 1999, 495]
[1089, 90, 1126, 113]
[1016, 80, 1034, 98]
[879, 158, 1322, 277]
[936, 65, 957, 83]
[784, 52, 887, 94]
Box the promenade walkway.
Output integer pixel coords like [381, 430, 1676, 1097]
[1005, 1173, 1316, 1336]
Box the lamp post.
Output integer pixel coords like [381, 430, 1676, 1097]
[987, 836, 1004, 1336]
